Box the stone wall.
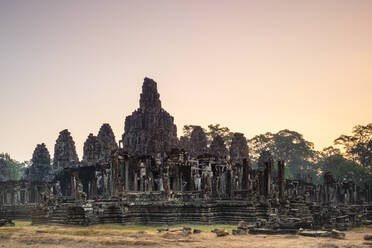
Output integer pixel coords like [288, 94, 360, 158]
[28, 198, 372, 229]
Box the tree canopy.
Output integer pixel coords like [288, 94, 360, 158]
[317, 150, 372, 186]
[0, 153, 26, 181]
[181, 124, 233, 148]
[248, 129, 317, 178]
[334, 123, 372, 168]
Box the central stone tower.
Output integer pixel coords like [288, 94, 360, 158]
[122, 77, 178, 155]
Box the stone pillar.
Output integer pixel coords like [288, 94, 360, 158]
[17, 190, 21, 204]
[278, 160, 286, 201]
[258, 171, 265, 196]
[353, 183, 357, 204]
[25, 188, 29, 204]
[211, 174, 217, 198]
[125, 160, 129, 191]
[140, 176, 144, 192]
[323, 172, 335, 203]
[180, 174, 184, 192]
[107, 169, 112, 196]
[175, 165, 180, 191]
[346, 186, 350, 204]
[35, 186, 40, 204]
[364, 183, 369, 203]
[134, 172, 138, 192]
[139, 161, 146, 192]
[225, 169, 232, 199]
[264, 162, 271, 197]
[11, 191, 15, 205]
[163, 164, 170, 194]
[183, 165, 192, 192]
[242, 159, 249, 190]
[111, 153, 119, 196]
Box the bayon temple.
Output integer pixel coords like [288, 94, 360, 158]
[1, 77, 372, 231]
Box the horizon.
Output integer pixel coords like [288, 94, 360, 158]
[1, 1, 372, 161]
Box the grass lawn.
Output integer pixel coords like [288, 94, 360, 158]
[13, 220, 32, 227]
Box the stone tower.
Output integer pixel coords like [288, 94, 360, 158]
[53, 129, 79, 169]
[122, 78, 178, 155]
[83, 123, 118, 163]
[97, 123, 118, 161]
[210, 135, 228, 158]
[229, 132, 249, 164]
[83, 134, 102, 163]
[28, 143, 51, 180]
[189, 126, 208, 157]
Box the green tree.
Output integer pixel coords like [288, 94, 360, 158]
[182, 124, 233, 148]
[321, 146, 341, 157]
[248, 129, 317, 179]
[247, 132, 274, 163]
[0, 153, 26, 181]
[317, 148, 372, 186]
[334, 123, 372, 168]
[206, 124, 234, 148]
[182, 125, 196, 138]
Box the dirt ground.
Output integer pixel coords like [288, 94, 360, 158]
[1, 222, 372, 248]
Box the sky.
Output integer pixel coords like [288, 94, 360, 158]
[0, 0, 371, 162]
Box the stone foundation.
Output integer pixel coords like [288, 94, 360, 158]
[27, 197, 372, 230]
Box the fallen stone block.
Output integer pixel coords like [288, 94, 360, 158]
[238, 220, 249, 230]
[256, 218, 268, 228]
[182, 230, 192, 236]
[364, 234, 372, 240]
[363, 220, 372, 226]
[212, 229, 229, 237]
[0, 219, 15, 227]
[249, 228, 298, 235]
[299, 230, 331, 238]
[249, 228, 276, 235]
[279, 220, 312, 229]
[169, 227, 184, 232]
[232, 229, 248, 235]
[275, 229, 299, 235]
[331, 230, 345, 240]
[364, 241, 372, 246]
[0, 219, 7, 226]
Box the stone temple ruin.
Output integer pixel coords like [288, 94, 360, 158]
[1, 77, 372, 232]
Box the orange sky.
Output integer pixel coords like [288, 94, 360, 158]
[0, 0, 371, 161]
